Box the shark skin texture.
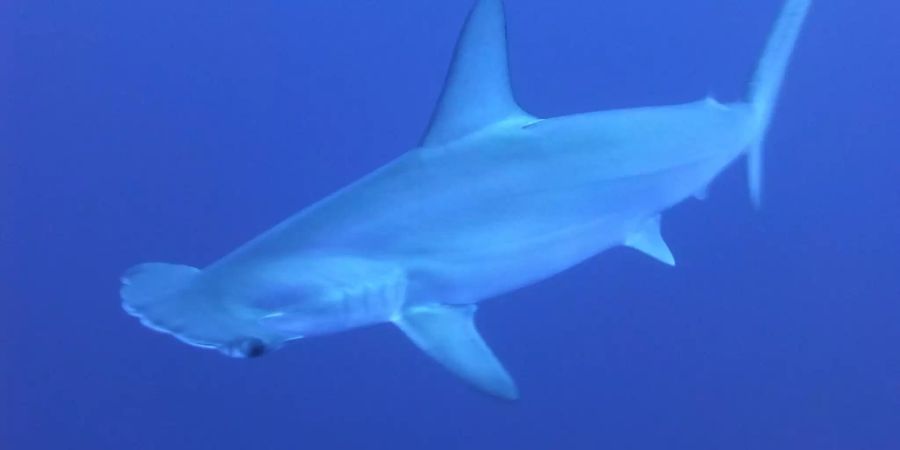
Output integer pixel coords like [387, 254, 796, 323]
[121, 0, 812, 399]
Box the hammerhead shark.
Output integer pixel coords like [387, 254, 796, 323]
[122, 0, 811, 398]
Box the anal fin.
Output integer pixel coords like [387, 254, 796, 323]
[394, 303, 518, 400]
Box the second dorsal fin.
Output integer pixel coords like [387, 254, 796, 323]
[420, 0, 529, 147]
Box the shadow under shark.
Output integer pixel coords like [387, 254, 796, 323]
[122, 0, 811, 399]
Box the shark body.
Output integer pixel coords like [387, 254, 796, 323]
[122, 0, 811, 398]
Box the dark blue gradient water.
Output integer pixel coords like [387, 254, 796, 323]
[2, 1, 899, 449]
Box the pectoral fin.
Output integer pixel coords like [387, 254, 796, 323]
[625, 215, 676, 266]
[394, 304, 518, 400]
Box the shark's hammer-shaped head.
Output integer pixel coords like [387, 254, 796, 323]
[121, 257, 407, 359]
[121, 263, 288, 358]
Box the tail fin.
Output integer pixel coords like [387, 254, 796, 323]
[746, 0, 812, 207]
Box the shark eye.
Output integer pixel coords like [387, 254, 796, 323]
[232, 338, 268, 358]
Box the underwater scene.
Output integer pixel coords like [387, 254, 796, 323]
[2, 0, 899, 449]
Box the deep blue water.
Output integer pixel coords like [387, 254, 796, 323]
[3, 0, 899, 449]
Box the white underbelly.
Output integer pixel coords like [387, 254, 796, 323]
[401, 214, 634, 305]
[395, 156, 736, 305]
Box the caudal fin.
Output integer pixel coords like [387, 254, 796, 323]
[746, 0, 812, 207]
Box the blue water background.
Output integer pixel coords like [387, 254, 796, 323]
[2, 1, 899, 449]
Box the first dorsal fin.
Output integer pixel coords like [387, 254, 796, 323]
[420, 0, 529, 147]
